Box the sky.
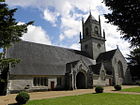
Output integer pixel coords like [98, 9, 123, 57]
[5, 0, 130, 57]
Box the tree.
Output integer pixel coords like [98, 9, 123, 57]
[103, 0, 140, 47]
[0, 2, 33, 95]
[128, 48, 140, 65]
[127, 47, 140, 80]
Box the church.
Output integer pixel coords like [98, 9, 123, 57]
[6, 13, 132, 93]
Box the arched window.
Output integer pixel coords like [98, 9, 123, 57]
[94, 26, 98, 35]
[118, 61, 124, 78]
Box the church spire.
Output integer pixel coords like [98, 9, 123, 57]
[80, 12, 106, 60]
[85, 11, 97, 23]
[103, 29, 106, 39]
[99, 15, 102, 37]
[89, 8, 92, 16]
[80, 32, 82, 42]
[82, 17, 84, 38]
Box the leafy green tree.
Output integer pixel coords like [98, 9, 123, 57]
[128, 48, 140, 65]
[0, 2, 33, 94]
[127, 47, 140, 80]
[103, 0, 140, 47]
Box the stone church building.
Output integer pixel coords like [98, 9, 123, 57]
[6, 13, 131, 93]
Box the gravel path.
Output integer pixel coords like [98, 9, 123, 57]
[0, 85, 139, 105]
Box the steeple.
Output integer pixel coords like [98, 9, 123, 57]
[82, 13, 105, 39]
[80, 13, 106, 60]
[85, 12, 97, 23]
[103, 29, 106, 39]
[99, 15, 102, 37]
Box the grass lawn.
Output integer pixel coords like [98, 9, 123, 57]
[27, 93, 140, 105]
[121, 87, 140, 92]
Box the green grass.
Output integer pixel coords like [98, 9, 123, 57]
[26, 93, 140, 105]
[121, 87, 140, 92]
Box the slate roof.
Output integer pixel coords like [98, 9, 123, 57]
[90, 63, 101, 75]
[6, 41, 95, 76]
[90, 63, 112, 75]
[97, 49, 117, 62]
[95, 50, 117, 75]
[85, 14, 97, 23]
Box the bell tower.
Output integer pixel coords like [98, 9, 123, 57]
[80, 13, 106, 60]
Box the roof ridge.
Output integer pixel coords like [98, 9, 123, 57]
[97, 49, 117, 62]
[21, 40, 80, 51]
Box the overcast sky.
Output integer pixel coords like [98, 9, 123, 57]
[6, 0, 130, 57]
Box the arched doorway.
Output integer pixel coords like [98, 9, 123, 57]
[76, 72, 86, 89]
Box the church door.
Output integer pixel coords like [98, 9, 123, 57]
[109, 78, 113, 86]
[51, 81, 55, 90]
[76, 72, 86, 89]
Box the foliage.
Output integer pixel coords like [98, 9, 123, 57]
[0, 3, 33, 50]
[127, 47, 140, 80]
[15, 91, 30, 104]
[128, 48, 140, 65]
[0, 3, 33, 67]
[121, 87, 140, 92]
[136, 81, 140, 86]
[114, 85, 122, 90]
[0, 2, 33, 62]
[95, 86, 104, 93]
[27, 93, 140, 105]
[103, 0, 140, 47]
[0, 2, 33, 95]
[0, 58, 20, 73]
[0, 0, 5, 2]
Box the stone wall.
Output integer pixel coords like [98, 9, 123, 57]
[8, 75, 65, 93]
[112, 50, 132, 85]
[93, 74, 111, 86]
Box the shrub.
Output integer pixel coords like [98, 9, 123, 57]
[15, 91, 30, 104]
[95, 86, 104, 93]
[114, 85, 122, 90]
[136, 81, 140, 86]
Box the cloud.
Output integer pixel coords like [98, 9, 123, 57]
[59, 16, 81, 41]
[21, 24, 52, 45]
[70, 43, 80, 50]
[43, 9, 59, 26]
[100, 16, 130, 56]
[6, 0, 130, 56]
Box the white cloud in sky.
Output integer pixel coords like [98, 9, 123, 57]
[6, 0, 130, 56]
[100, 16, 130, 56]
[70, 43, 80, 50]
[43, 9, 60, 27]
[21, 24, 52, 45]
[59, 16, 81, 41]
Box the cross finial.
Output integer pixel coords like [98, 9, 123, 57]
[89, 6, 91, 15]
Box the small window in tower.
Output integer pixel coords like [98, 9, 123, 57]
[86, 28, 89, 36]
[94, 26, 98, 35]
[97, 43, 101, 49]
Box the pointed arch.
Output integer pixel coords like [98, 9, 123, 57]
[118, 61, 124, 78]
[76, 72, 86, 89]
